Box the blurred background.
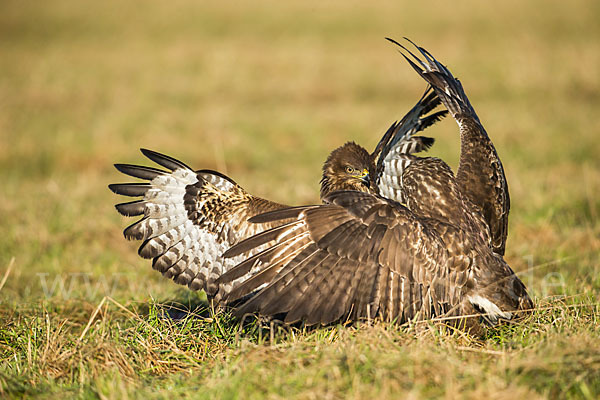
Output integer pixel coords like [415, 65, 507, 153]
[1, 0, 598, 304]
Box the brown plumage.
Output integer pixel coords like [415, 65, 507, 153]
[320, 142, 375, 198]
[218, 39, 532, 330]
[321, 87, 448, 202]
[387, 37, 511, 255]
[110, 39, 532, 332]
[109, 85, 443, 304]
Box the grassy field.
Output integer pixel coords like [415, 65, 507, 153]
[1, 0, 599, 398]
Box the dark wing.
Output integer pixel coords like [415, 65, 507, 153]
[387, 37, 510, 255]
[218, 191, 466, 326]
[373, 86, 447, 203]
[109, 149, 289, 299]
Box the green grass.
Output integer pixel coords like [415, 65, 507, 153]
[0, 0, 599, 398]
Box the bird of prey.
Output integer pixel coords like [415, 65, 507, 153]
[110, 39, 532, 331]
[217, 39, 532, 329]
[109, 82, 445, 303]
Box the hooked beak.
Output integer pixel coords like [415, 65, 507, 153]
[360, 169, 370, 188]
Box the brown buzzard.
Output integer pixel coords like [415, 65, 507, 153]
[109, 80, 444, 303]
[218, 39, 532, 329]
[110, 39, 532, 330]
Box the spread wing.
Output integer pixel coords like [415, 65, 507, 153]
[108, 149, 289, 299]
[373, 86, 448, 203]
[388, 37, 510, 255]
[218, 191, 468, 326]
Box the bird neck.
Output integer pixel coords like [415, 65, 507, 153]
[319, 173, 374, 200]
[319, 174, 335, 200]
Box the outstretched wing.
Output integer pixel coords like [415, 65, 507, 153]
[388, 37, 510, 255]
[109, 149, 289, 299]
[373, 86, 447, 203]
[219, 191, 467, 326]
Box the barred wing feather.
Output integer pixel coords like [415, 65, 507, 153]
[387, 37, 511, 255]
[220, 191, 466, 325]
[373, 87, 447, 204]
[109, 149, 289, 299]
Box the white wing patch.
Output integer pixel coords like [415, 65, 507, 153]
[468, 294, 513, 323]
[111, 150, 285, 301]
[377, 152, 414, 203]
[138, 168, 248, 295]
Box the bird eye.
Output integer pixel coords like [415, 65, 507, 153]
[345, 166, 355, 174]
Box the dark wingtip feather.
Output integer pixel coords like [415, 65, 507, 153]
[385, 37, 402, 47]
[115, 200, 147, 217]
[140, 148, 192, 171]
[114, 164, 166, 180]
[138, 238, 160, 259]
[196, 169, 239, 187]
[420, 110, 448, 130]
[372, 120, 400, 160]
[388, 37, 423, 65]
[123, 218, 147, 240]
[404, 37, 435, 65]
[108, 183, 150, 197]
[420, 136, 435, 150]
[420, 87, 442, 114]
[385, 37, 429, 78]
[391, 39, 477, 120]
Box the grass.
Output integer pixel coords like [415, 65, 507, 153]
[0, 0, 599, 398]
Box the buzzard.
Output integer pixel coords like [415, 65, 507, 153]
[110, 39, 532, 331]
[218, 39, 533, 328]
[109, 82, 445, 303]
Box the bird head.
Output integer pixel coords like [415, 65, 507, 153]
[320, 142, 375, 199]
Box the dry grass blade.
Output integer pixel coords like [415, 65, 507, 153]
[0, 257, 15, 293]
[105, 297, 201, 367]
[78, 296, 107, 342]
